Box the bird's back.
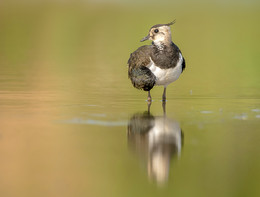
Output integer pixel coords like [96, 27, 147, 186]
[128, 46, 156, 91]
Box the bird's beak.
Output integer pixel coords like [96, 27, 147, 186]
[140, 34, 150, 42]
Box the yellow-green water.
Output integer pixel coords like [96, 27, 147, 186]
[0, 1, 260, 197]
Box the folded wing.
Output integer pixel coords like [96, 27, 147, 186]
[128, 46, 156, 91]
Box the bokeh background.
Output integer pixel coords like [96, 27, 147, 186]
[0, 0, 260, 197]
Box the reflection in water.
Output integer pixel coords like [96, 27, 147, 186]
[127, 103, 184, 185]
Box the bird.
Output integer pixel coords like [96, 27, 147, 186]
[128, 20, 186, 102]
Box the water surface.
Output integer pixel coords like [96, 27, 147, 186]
[0, 2, 260, 197]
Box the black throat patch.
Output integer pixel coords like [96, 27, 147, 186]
[151, 42, 181, 69]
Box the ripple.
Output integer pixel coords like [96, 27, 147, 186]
[61, 118, 127, 126]
[233, 113, 248, 120]
[200, 111, 213, 114]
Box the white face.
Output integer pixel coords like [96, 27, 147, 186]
[149, 26, 171, 43]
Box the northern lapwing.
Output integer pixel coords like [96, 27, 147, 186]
[128, 20, 186, 102]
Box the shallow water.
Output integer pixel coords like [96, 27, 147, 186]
[0, 2, 260, 197]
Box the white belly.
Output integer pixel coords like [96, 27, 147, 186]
[148, 53, 183, 87]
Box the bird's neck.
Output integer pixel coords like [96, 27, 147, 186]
[153, 39, 172, 51]
[152, 33, 172, 50]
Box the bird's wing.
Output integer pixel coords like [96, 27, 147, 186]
[128, 45, 152, 70]
[127, 45, 156, 91]
[181, 56, 186, 72]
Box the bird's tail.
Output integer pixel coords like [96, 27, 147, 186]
[128, 66, 156, 91]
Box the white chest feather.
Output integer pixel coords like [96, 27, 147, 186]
[148, 53, 183, 87]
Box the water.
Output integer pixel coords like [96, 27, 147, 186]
[0, 2, 260, 197]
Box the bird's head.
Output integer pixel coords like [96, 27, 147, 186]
[140, 20, 175, 46]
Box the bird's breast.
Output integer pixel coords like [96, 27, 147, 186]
[148, 53, 183, 87]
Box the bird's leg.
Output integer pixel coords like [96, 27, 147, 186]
[162, 100, 166, 116]
[147, 101, 152, 114]
[147, 91, 152, 103]
[162, 87, 167, 102]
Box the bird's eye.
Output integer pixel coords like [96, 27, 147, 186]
[154, 29, 159, 33]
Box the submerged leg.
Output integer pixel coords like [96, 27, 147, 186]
[147, 91, 152, 103]
[162, 100, 166, 116]
[147, 101, 152, 114]
[162, 87, 167, 101]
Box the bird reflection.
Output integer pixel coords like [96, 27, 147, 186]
[127, 103, 183, 185]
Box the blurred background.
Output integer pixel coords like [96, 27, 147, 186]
[0, 0, 260, 197]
